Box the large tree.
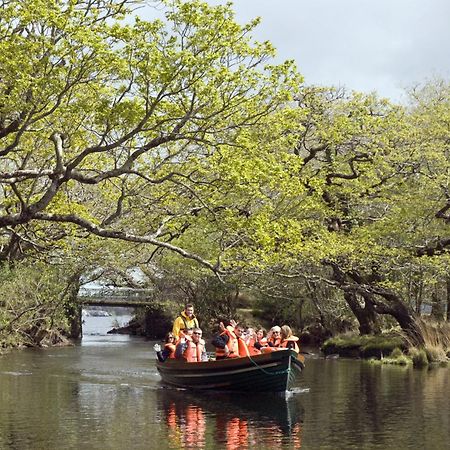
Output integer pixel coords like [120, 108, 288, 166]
[0, 0, 301, 271]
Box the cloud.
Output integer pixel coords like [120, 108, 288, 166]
[207, 0, 450, 101]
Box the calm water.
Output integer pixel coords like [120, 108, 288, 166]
[1, 317, 450, 449]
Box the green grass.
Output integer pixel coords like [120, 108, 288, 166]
[322, 333, 406, 359]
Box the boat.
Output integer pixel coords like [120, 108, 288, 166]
[156, 348, 304, 392]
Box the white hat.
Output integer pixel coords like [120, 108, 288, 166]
[271, 326, 281, 332]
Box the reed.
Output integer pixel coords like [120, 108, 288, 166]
[401, 318, 450, 364]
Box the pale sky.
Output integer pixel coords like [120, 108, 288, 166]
[211, 0, 450, 102]
[144, 0, 450, 102]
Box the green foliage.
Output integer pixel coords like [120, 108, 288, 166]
[0, 262, 72, 347]
[322, 333, 406, 358]
[408, 347, 429, 367]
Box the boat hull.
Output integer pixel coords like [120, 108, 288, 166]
[156, 349, 304, 392]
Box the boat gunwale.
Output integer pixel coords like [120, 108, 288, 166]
[156, 349, 303, 374]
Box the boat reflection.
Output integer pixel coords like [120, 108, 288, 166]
[157, 389, 304, 449]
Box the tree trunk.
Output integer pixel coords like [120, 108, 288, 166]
[430, 288, 445, 321]
[446, 278, 450, 321]
[344, 291, 381, 335]
[64, 272, 83, 339]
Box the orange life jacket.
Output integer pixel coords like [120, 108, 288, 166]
[183, 340, 204, 362]
[280, 336, 300, 353]
[215, 327, 239, 359]
[268, 336, 281, 347]
[247, 337, 262, 356]
[164, 343, 176, 359]
[237, 336, 250, 357]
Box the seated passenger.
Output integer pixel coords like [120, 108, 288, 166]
[153, 333, 175, 362]
[175, 327, 208, 362]
[245, 328, 262, 356]
[212, 320, 250, 359]
[279, 325, 300, 353]
[267, 326, 282, 348]
[176, 327, 193, 344]
[252, 327, 268, 351]
[155, 332, 176, 362]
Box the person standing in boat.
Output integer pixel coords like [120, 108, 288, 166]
[212, 320, 250, 359]
[172, 303, 199, 338]
[175, 327, 208, 362]
[279, 325, 300, 353]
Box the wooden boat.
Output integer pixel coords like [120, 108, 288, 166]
[156, 349, 304, 392]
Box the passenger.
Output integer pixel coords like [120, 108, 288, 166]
[175, 327, 208, 362]
[155, 332, 176, 362]
[279, 325, 300, 353]
[245, 328, 262, 356]
[212, 320, 250, 359]
[176, 327, 193, 344]
[212, 320, 238, 360]
[267, 326, 282, 348]
[172, 303, 199, 338]
[234, 324, 251, 357]
[259, 325, 281, 353]
[252, 327, 268, 351]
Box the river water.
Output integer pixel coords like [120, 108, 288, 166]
[1, 316, 450, 449]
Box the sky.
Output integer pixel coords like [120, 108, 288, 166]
[206, 0, 450, 102]
[144, 0, 450, 103]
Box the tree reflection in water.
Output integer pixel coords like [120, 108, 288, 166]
[158, 389, 304, 449]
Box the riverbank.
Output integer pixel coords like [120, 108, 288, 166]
[321, 332, 450, 367]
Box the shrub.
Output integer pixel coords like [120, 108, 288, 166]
[408, 347, 428, 367]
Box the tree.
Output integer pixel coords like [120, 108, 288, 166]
[0, 0, 301, 272]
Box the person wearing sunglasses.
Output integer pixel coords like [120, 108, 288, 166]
[267, 326, 282, 348]
[175, 327, 208, 362]
[155, 332, 177, 362]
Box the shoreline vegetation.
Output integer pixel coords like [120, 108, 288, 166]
[321, 318, 450, 367]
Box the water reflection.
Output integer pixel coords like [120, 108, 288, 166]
[157, 389, 304, 449]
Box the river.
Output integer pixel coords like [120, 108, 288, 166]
[1, 316, 450, 449]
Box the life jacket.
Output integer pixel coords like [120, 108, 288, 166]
[258, 337, 268, 347]
[280, 336, 300, 353]
[183, 340, 204, 362]
[237, 336, 251, 357]
[172, 311, 199, 337]
[268, 336, 281, 348]
[164, 343, 176, 359]
[215, 326, 239, 359]
[247, 337, 262, 356]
